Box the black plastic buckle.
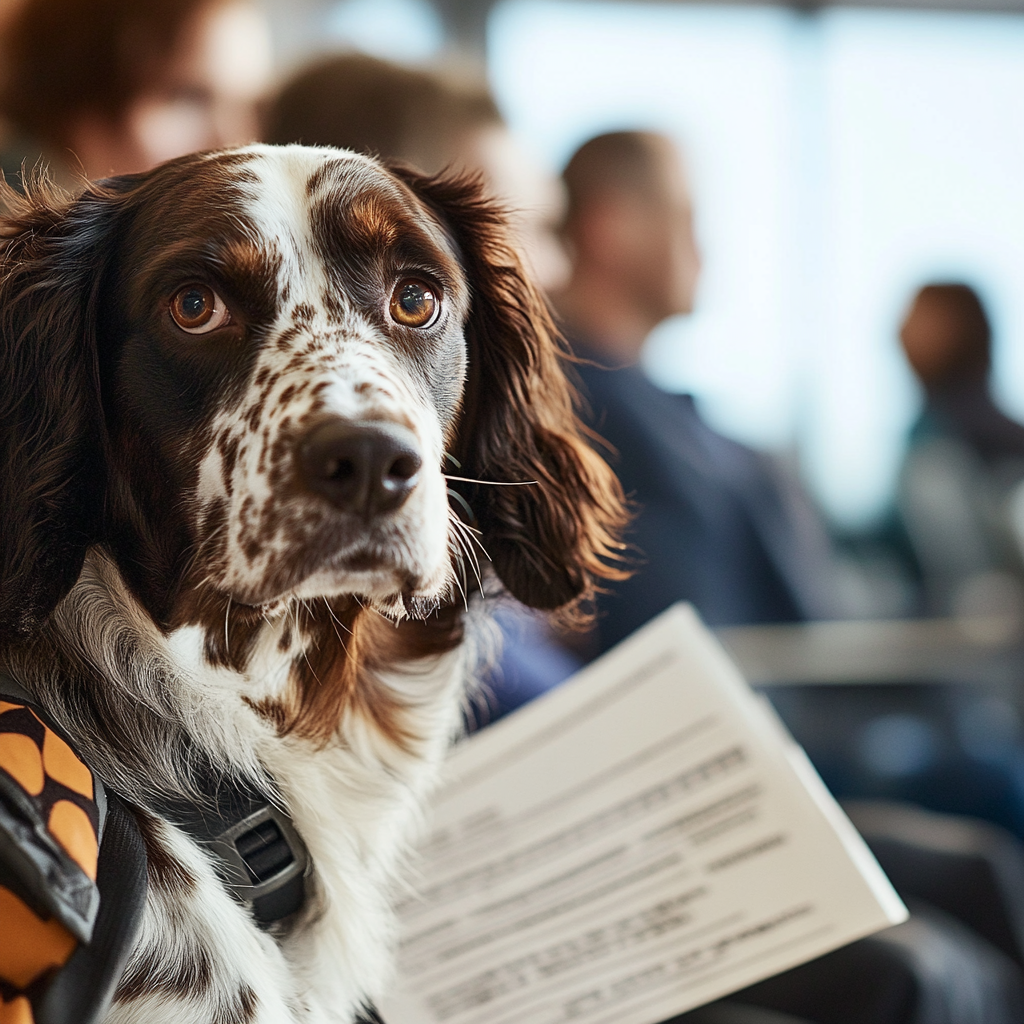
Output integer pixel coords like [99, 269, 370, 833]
[209, 805, 310, 926]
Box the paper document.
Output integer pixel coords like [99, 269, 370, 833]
[383, 604, 907, 1024]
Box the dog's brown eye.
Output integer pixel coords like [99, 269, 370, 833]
[169, 285, 230, 334]
[389, 279, 438, 328]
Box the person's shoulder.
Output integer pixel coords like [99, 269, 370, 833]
[571, 358, 647, 417]
[681, 400, 760, 460]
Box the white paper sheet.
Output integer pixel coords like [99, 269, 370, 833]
[382, 604, 907, 1024]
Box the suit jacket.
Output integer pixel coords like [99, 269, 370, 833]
[573, 355, 837, 652]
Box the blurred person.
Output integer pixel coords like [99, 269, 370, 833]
[556, 131, 840, 652]
[0, 0, 272, 183]
[902, 284, 1024, 464]
[895, 283, 1024, 617]
[264, 53, 569, 292]
[266, 53, 576, 720]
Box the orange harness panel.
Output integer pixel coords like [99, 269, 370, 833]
[0, 702, 99, 1024]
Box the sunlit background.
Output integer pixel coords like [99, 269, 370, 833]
[262, 0, 1024, 530]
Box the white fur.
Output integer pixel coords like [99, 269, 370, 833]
[100, 613, 474, 1024]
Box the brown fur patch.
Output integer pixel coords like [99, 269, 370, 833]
[115, 941, 214, 1003]
[214, 985, 259, 1024]
[131, 807, 198, 897]
[247, 600, 463, 748]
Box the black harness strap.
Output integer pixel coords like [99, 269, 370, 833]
[0, 674, 146, 1024]
[33, 791, 147, 1024]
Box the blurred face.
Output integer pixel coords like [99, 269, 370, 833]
[467, 125, 571, 293]
[900, 293, 964, 387]
[68, 1, 272, 178]
[575, 144, 701, 322]
[629, 147, 701, 319]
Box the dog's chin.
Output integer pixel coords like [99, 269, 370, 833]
[227, 551, 452, 619]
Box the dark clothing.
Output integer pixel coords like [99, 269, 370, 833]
[471, 604, 581, 729]
[915, 381, 1024, 465]
[893, 381, 1024, 615]
[573, 353, 836, 651]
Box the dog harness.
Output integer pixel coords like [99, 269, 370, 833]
[0, 675, 388, 1024]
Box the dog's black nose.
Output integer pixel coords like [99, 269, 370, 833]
[299, 419, 422, 517]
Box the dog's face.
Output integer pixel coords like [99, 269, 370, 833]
[0, 144, 626, 658]
[104, 147, 471, 615]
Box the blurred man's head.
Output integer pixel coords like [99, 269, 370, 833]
[265, 54, 569, 292]
[0, 0, 271, 178]
[558, 131, 701, 363]
[900, 283, 991, 393]
[265, 54, 495, 176]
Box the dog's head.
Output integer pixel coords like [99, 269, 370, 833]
[0, 145, 625, 653]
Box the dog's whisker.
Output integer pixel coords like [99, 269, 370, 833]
[293, 599, 324, 687]
[224, 596, 232, 655]
[446, 486, 475, 525]
[352, 594, 392, 625]
[446, 530, 470, 593]
[448, 511, 482, 573]
[444, 474, 538, 487]
[322, 597, 350, 650]
[448, 511, 477, 559]
[450, 511, 491, 565]
[448, 518, 484, 602]
[448, 549, 470, 612]
[451, 530, 474, 584]
[322, 596, 353, 636]
[454, 525, 484, 592]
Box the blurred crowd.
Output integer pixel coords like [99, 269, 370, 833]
[5, 1, 1024, 1021]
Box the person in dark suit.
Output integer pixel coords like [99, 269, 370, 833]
[555, 131, 839, 652]
[555, 133, 1024, 1024]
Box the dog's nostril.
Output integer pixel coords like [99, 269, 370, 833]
[299, 419, 422, 517]
[325, 458, 357, 482]
[385, 454, 421, 485]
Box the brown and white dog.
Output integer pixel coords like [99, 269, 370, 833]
[0, 145, 626, 1023]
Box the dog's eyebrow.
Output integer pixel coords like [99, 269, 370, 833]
[119, 234, 283, 334]
[130, 236, 281, 294]
[311, 185, 462, 289]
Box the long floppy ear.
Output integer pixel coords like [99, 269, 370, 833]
[392, 166, 629, 620]
[0, 175, 116, 647]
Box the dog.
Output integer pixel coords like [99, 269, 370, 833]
[0, 144, 626, 1023]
